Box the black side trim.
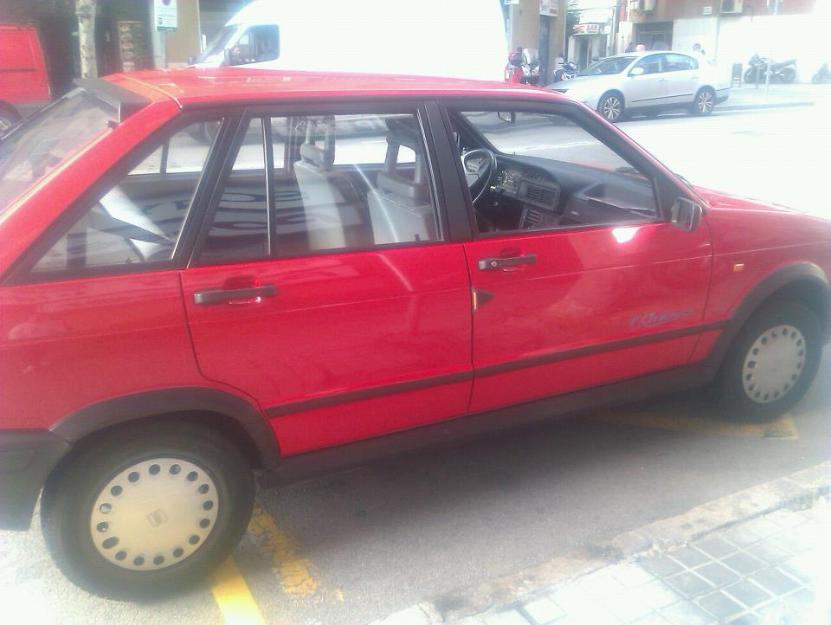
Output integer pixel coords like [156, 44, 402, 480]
[0, 430, 69, 530]
[478, 322, 727, 377]
[50, 388, 280, 468]
[706, 263, 831, 369]
[261, 364, 713, 486]
[74, 78, 150, 122]
[266, 371, 473, 418]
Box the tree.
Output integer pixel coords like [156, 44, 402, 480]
[75, 0, 98, 78]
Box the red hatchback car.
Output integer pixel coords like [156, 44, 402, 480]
[1, 70, 829, 596]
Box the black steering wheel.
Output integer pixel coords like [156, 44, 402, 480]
[461, 148, 497, 205]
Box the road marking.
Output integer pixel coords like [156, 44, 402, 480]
[248, 504, 319, 596]
[589, 409, 799, 439]
[210, 558, 267, 625]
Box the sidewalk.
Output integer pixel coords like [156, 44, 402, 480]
[720, 83, 829, 112]
[369, 462, 831, 625]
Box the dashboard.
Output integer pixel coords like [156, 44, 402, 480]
[490, 161, 563, 229]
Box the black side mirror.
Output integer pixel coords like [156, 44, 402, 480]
[670, 197, 703, 232]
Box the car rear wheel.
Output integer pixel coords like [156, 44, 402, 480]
[41, 422, 255, 598]
[598, 92, 625, 123]
[691, 88, 716, 116]
[717, 301, 822, 422]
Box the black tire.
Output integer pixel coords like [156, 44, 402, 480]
[0, 105, 21, 134]
[41, 422, 255, 598]
[598, 92, 625, 123]
[691, 87, 716, 116]
[717, 301, 822, 423]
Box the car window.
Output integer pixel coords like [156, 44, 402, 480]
[582, 56, 636, 76]
[456, 110, 658, 234]
[198, 111, 439, 264]
[232, 25, 280, 65]
[31, 121, 218, 275]
[635, 54, 665, 75]
[664, 54, 697, 72]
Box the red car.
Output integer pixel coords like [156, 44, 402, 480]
[1, 69, 829, 597]
[0, 24, 51, 132]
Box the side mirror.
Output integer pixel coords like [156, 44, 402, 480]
[630, 66, 645, 77]
[670, 197, 703, 232]
[497, 111, 517, 124]
[187, 55, 197, 66]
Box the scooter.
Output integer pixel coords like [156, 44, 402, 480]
[813, 63, 831, 84]
[744, 54, 797, 84]
[553, 60, 578, 82]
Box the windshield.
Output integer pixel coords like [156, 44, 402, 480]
[582, 56, 636, 76]
[197, 25, 240, 65]
[0, 89, 116, 215]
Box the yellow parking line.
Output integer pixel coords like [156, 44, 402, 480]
[589, 410, 799, 439]
[248, 504, 319, 597]
[210, 557, 267, 625]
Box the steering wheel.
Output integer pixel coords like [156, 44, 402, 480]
[461, 148, 497, 205]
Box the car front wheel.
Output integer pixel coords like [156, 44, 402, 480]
[718, 301, 822, 422]
[41, 422, 255, 598]
[598, 93, 625, 123]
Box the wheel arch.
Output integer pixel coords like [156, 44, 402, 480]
[708, 263, 831, 370]
[49, 388, 281, 471]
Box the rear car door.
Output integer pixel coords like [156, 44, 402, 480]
[439, 103, 712, 414]
[179, 105, 472, 456]
[626, 53, 668, 110]
[663, 54, 700, 105]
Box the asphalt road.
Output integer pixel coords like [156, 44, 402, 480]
[2, 103, 830, 625]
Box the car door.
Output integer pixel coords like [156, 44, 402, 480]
[663, 54, 700, 105]
[625, 53, 668, 110]
[179, 106, 472, 456]
[439, 103, 712, 414]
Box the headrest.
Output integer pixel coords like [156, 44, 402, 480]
[384, 117, 422, 152]
[300, 117, 335, 170]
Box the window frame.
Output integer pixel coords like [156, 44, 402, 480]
[5, 111, 236, 285]
[189, 100, 450, 267]
[432, 97, 699, 242]
[634, 53, 666, 75]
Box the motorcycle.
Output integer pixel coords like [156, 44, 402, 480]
[744, 54, 797, 84]
[813, 62, 831, 84]
[504, 50, 541, 85]
[553, 60, 578, 82]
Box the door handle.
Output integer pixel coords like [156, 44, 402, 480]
[478, 254, 537, 271]
[193, 285, 277, 306]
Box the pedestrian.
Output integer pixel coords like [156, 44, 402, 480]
[635, 43, 647, 52]
[508, 46, 525, 68]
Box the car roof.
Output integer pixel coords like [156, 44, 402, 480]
[106, 68, 560, 109]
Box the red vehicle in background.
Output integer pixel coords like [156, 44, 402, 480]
[0, 24, 51, 132]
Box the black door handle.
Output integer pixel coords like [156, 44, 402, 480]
[477, 255, 537, 271]
[193, 285, 277, 306]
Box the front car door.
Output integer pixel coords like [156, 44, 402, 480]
[625, 53, 668, 110]
[179, 104, 472, 456]
[438, 101, 713, 414]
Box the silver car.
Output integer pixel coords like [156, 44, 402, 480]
[550, 52, 730, 123]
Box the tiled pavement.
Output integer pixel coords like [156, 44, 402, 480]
[453, 498, 830, 625]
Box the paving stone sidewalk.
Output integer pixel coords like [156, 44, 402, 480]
[450, 498, 830, 625]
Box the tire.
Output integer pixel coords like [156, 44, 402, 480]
[717, 301, 822, 423]
[691, 87, 716, 116]
[598, 92, 625, 123]
[41, 422, 255, 598]
[0, 105, 21, 134]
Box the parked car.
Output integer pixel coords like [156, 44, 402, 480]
[192, 0, 506, 81]
[550, 52, 730, 122]
[0, 24, 51, 132]
[1, 68, 829, 598]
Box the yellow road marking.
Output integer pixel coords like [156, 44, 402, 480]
[589, 409, 799, 440]
[248, 504, 319, 596]
[210, 558, 267, 625]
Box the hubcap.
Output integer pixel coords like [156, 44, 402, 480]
[742, 325, 806, 404]
[89, 458, 219, 571]
[601, 97, 621, 121]
[697, 92, 714, 113]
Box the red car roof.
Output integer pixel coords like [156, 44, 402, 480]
[106, 67, 561, 108]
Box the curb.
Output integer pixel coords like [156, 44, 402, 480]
[366, 460, 831, 625]
[718, 100, 814, 112]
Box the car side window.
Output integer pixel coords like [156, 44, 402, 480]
[31, 121, 218, 275]
[454, 110, 658, 235]
[665, 54, 696, 72]
[231, 25, 280, 65]
[635, 54, 664, 75]
[198, 111, 440, 264]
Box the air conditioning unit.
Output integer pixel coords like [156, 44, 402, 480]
[720, 0, 744, 14]
[641, 0, 656, 12]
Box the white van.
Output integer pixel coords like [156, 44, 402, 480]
[194, 0, 507, 81]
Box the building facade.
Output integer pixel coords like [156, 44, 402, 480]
[504, 0, 569, 82]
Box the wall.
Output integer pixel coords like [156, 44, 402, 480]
[165, 0, 202, 67]
[672, 16, 717, 56]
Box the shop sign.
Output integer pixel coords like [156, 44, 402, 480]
[154, 0, 178, 32]
[573, 23, 602, 35]
[540, 0, 558, 16]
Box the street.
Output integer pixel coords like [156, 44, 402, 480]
[2, 101, 830, 625]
